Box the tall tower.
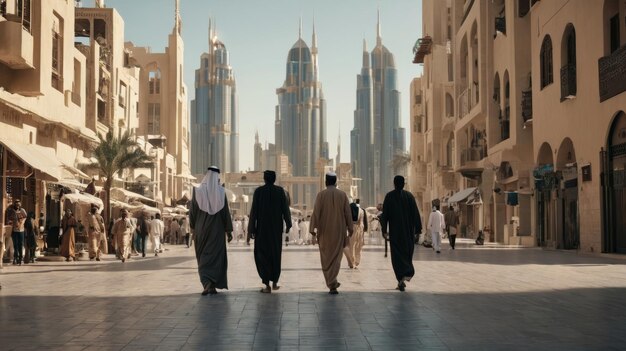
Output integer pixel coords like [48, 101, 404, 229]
[275, 19, 328, 205]
[350, 13, 404, 205]
[254, 130, 262, 171]
[190, 19, 239, 174]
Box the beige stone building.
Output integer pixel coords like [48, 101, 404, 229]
[411, 0, 626, 253]
[125, 0, 191, 206]
[530, 0, 626, 253]
[0, 0, 95, 231]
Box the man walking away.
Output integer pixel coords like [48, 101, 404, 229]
[380, 176, 422, 292]
[190, 166, 233, 296]
[345, 199, 368, 269]
[136, 213, 150, 257]
[309, 172, 354, 295]
[444, 205, 459, 250]
[5, 199, 27, 265]
[88, 204, 106, 261]
[428, 205, 446, 254]
[248, 170, 292, 293]
[150, 213, 164, 256]
[112, 209, 134, 262]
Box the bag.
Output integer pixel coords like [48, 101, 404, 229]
[350, 203, 359, 222]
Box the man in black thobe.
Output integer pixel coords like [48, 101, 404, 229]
[190, 166, 233, 295]
[248, 170, 292, 293]
[380, 175, 422, 292]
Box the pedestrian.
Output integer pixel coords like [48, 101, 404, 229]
[85, 177, 96, 195]
[150, 213, 164, 256]
[38, 211, 46, 252]
[60, 208, 77, 262]
[5, 199, 27, 265]
[444, 205, 459, 250]
[136, 212, 150, 257]
[309, 172, 354, 295]
[87, 204, 106, 261]
[112, 209, 133, 262]
[380, 176, 423, 291]
[427, 204, 446, 254]
[299, 218, 309, 245]
[181, 216, 191, 247]
[242, 215, 249, 245]
[190, 166, 233, 296]
[24, 212, 38, 264]
[169, 218, 180, 245]
[248, 170, 292, 293]
[345, 198, 368, 269]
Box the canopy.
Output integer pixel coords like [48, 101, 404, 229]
[110, 187, 156, 204]
[448, 187, 477, 203]
[0, 138, 87, 182]
[62, 192, 104, 209]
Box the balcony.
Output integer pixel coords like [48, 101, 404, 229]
[460, 146, 487, 166]
[458, 85, 477, 119]
[495, 17, 506, 36]
[560, 63, 577, 100]
[412, 36, 432, 64]
[599, 44, 626, 102]
[521, 90, 532, 122]
[0, 20, 34, 69]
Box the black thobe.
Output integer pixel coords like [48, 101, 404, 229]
[190, 190, 233, 290]
[380, 189, 422, 281]
[248, 184, 291, 285]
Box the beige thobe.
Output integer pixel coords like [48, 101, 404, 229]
[344, 208, 366, 267]
[310, 186, 354, 289]
[88, 213, 107, 259]
[112, 218, 133, 260]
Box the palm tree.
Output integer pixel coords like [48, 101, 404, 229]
[83, 130, 154, 224]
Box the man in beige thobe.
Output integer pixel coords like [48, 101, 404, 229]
[310, 172, 354, 294]
[112, 209, 134, 263]
[88, 204, 107, 261]
[344, 199, 368, 269]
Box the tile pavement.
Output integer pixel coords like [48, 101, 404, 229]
[1, 238, 626, 350]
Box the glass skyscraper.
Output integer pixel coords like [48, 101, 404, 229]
[191, 21, 239, 175]
[351, 14, 405, 206]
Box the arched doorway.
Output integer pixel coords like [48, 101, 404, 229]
[603, 111, 626, 253]
[535, 142, 555, 247]
[556, 138, 579, 249]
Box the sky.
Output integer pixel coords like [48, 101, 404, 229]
[100, 0, 423, 171]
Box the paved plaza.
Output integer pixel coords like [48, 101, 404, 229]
[2, 239, 626, 350]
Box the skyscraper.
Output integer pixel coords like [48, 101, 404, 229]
[351, 12, 405, 206]
[275, 20, 328, 204]
[191, 20, 239, 175]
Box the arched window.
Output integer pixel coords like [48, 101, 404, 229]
[445, 93, 454, 117]
[540, 35, 553, 89]
[561, 24, 576, 99]
[148, 67, 161, 94]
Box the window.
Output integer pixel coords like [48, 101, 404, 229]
[119, 82, 127, 108]
[148, 69, 161, 94]
[51, 13, 63, 92]
[147, 103, 160, 134]
[72, 59, 81, 106]
[561, 25, 577, 99]
[610, 14, 620, 53]
[540, 35, 553, 89]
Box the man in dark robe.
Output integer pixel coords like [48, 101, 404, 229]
[248, 170, 292, 293]
[190, 166, 233, 295]
[310, 172, 354, 294]
[380, 175, 422, 292]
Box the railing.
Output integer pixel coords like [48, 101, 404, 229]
[560, 63, 577, 100]
[495, 17, 506, 35]
[598, 44, 626, 102]
[458, 85, 476, 119]
[500, 118, 510, 141]
[521, 90, 532, 122]
[460, 145, 486, 166]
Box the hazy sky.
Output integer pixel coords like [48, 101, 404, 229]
[101, 0, 423, 171]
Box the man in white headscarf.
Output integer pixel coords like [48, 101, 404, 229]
[190, 166, 233, 295]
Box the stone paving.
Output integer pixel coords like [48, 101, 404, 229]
[2, 238, 626, 350]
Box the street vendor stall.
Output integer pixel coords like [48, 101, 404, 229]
[61, 192, 104, 250]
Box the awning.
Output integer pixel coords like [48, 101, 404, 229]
[62, 192, 104, 209]
[448, 187, 477, 203]
[110, 187, 156, 204]
[0, 138, 86, 182]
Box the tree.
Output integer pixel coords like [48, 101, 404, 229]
[391, 152, 411, 177]
[83, 131, 154, 224]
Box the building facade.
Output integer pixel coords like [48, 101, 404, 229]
[274, 21, 328, 207]
[190, 21, 239, 175]
[126, 0, 191, 205]
[351, 13, 406, 207]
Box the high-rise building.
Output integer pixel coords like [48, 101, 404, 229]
[191, 20, 239, 174]
[351, 12, 405, 206]
[275, 20, 328, 205]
